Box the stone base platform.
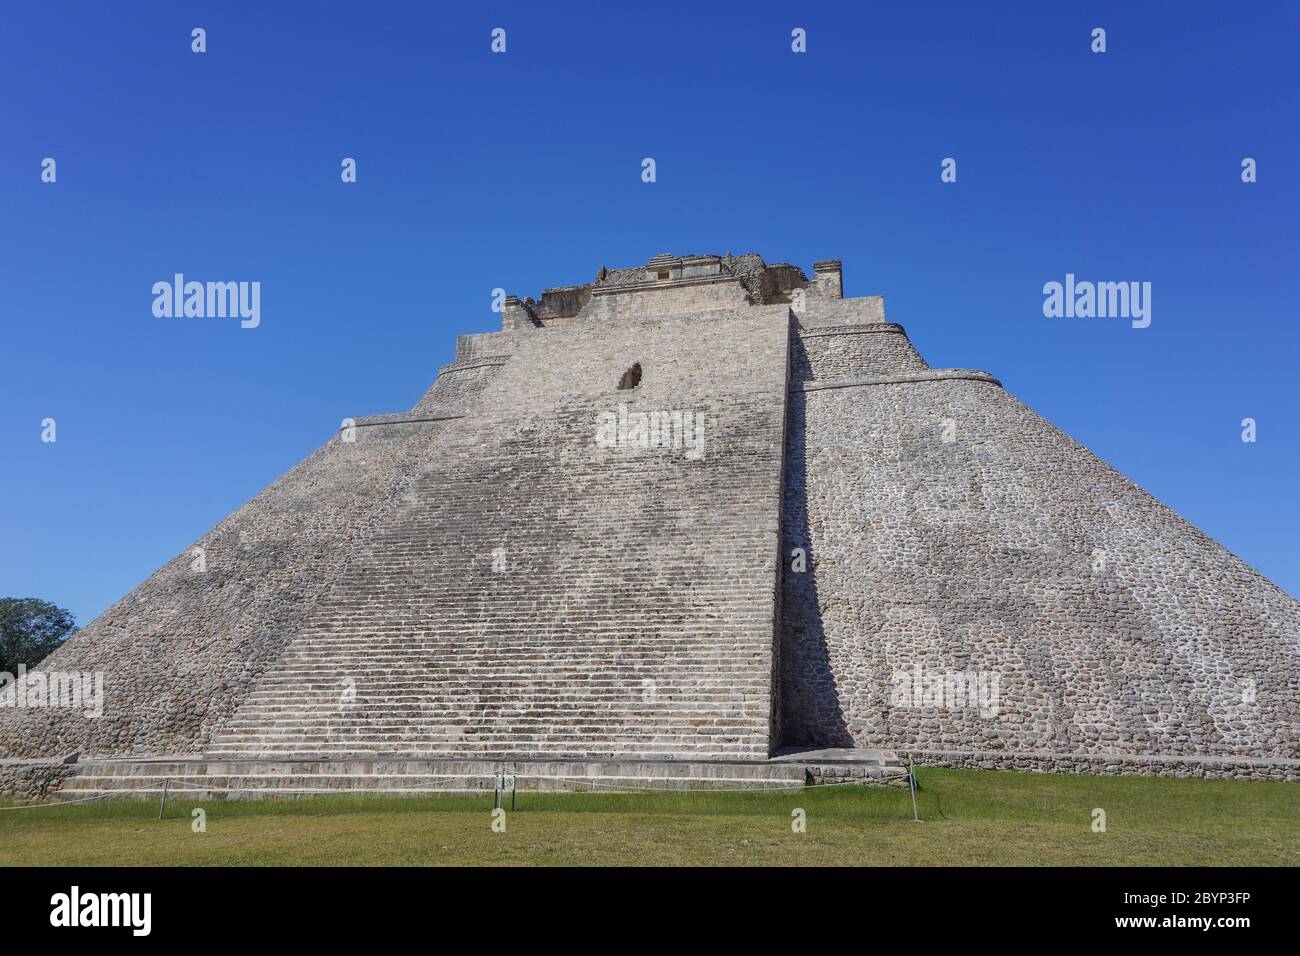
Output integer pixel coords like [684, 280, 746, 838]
[49, 750, 910, 800]
[903, 749, 1300, 782]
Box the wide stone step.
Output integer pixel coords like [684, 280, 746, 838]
[59, 758, 806, 779]
[279, 649, 763, 658]
[225, 712, 766, 723]
[230, 710, 766, 722]
[238, 697, 766, 708]
[269, 663, 764, 673]
[203, 742, 770, 757]
[224, 703, 769, 713]
[229, 697, 764, 710]
[250, 668, 768, 678]
[273, 646, 764, 656]
[217, 716, 770, 729]
[211, 734, 764, 748]
[241, 686, 769, 697]
[235, 690, 766, 699]
[268, 648, 763, 655]
[243, 679, 770, 691]
[60, 777, 798, 796]
[209, 740, 766, 751]
[52, 754, 902, 798]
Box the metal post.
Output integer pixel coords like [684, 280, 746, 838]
[158, 777, 170, 820]
[907, 755, 922, 823]
[511, 768, 516, 812]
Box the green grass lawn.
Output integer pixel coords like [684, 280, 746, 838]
[0, 768, 1294, 866]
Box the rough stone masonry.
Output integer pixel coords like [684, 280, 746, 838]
[2, 252, 1297, 780]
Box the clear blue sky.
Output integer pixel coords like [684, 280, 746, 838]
[2, 1, 1297, 626]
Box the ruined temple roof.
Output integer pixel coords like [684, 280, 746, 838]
[592, 252, 781, 291]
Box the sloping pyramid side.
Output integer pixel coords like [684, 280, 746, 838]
[781, 321, 1300, 768]
[0, 409, 470, 758]
[2, 305, 791, 761]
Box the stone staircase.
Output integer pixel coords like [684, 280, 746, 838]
[207, 632, 773, 759]
[207, 396, 785, 761]
[200, 308, 791, 766]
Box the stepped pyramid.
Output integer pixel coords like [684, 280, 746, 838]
[3, 253, 1297, 790]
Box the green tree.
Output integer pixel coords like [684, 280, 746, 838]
[0, 598, 77, 674]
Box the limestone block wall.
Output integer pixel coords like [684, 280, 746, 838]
[796, 296, 886, 327]
[410, 357, 508, 416]
[0, 759, 73, 798]
[455, 331, 515, 361]
[582, 279, 753, 322]
[792, 324, 928, 382]
[780, 348, 1300, 762]
[810, 261, 844, 299]
[209, 305, 791, 758]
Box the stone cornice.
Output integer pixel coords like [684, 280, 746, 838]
[435, 357, 509, 376]
[348, 413, 466, 428]
[588, 273, 742, 296]
[798, 322, 906, 339]
[800, 369, 1002, 391]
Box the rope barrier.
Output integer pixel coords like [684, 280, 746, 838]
[0, 790, 124, 810]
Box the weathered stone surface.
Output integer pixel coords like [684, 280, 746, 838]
[0, 760, 72, 799]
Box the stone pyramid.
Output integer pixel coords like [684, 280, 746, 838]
[3, 253, 1297, 781]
